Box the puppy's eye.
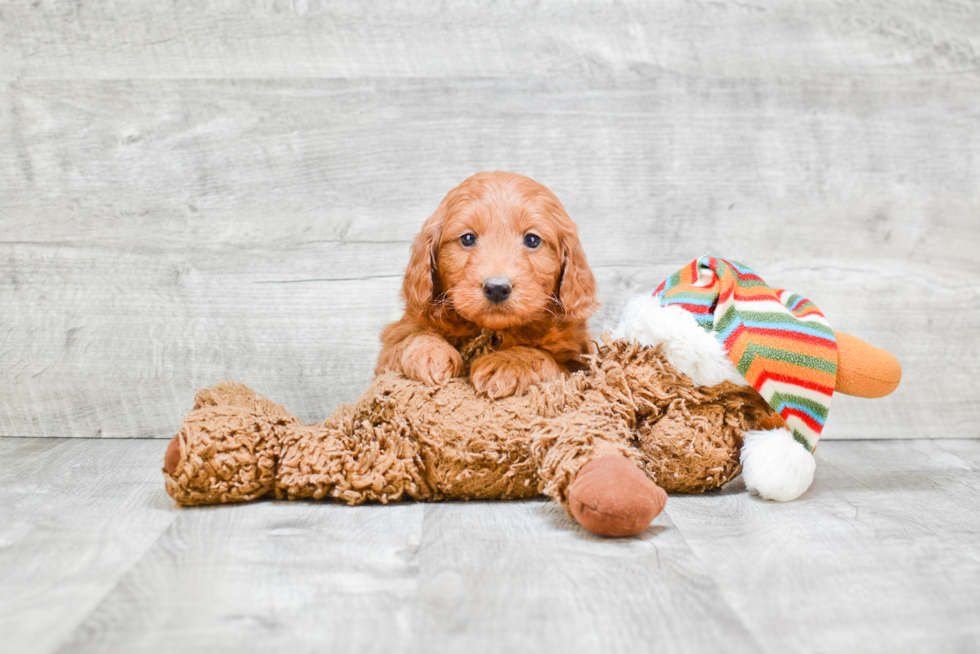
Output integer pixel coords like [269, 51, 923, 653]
[460, 233, 477, 248]
[523, 233, 542, 250]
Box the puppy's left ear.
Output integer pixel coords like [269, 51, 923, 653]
[557, 222, 599, 321]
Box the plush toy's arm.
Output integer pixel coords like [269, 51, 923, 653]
[163, 381, 430, 507]
[164, 404, 282, 506]
[833, 332, 902, 398]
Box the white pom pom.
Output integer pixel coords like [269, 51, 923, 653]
[740, 428, 815, 501]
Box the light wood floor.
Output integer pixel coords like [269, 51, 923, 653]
[2, 437, 978, 654]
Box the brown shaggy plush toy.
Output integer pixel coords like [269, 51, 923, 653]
[162, 331, 899, 537]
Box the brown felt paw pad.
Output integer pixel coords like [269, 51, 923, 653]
[164, 434, 182, 475]
[568, 455, 667, 538]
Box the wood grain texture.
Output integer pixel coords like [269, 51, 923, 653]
[1, 0, 978, 81]
[412, 503, 759, 654]
[0, 438, 177, 654]
[56, 503, 426, 654]
[1, 1, 978, 439]
[667, 439, 980, 654]
[4, 437, 979, 653]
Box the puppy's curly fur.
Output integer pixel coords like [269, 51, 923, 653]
[376, 171, 599, 398]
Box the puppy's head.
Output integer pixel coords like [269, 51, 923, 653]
[403, 171, 597, 329]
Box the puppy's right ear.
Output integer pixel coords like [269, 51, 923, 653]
[402, 205, 446, 316]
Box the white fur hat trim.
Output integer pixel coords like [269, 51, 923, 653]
[612, 292, 747, 388]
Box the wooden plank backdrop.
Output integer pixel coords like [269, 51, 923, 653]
[1, 0, 978, 439]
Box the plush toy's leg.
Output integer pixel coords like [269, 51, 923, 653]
[531, 397, 666, 538]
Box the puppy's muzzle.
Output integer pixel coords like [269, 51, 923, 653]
[483, 277, 512, 304]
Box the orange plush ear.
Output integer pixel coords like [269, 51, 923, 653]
[834, 332, 902, 398]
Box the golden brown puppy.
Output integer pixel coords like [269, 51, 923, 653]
[376, 171, 598, 398]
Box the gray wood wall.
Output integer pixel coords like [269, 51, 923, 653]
[2, 0, 978, 440]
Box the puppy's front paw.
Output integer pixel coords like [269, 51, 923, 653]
[401, 334, 464, 386]
[470, 347, 561, 398]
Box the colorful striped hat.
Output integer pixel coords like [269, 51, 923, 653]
[654, 256, 838, 452]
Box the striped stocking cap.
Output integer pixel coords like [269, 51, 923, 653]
[654, 256, 838, 451]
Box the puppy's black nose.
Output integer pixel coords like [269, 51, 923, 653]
[483, 277, 512, 304]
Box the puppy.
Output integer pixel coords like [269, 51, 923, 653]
[376, 171, 598, 398]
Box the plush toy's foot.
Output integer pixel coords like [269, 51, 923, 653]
[163, 405, 279, 506]
[567, 455, 667, 537]
[164, 435, 180, 475]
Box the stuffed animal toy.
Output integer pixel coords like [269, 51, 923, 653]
[163, 257, 901, 537]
